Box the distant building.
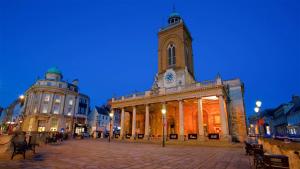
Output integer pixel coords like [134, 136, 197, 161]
[287, 96, 300, 136]
[88, 105, 120, 133]
[88, 106, 110, 135]
[0, 99, 24, 133]
[250, 95, 300, 138]
[21, 67, 90, 135]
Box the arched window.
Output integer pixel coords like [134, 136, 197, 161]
[168, 44, 176, 66]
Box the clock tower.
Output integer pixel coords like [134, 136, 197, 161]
[155, 12, 196, 88]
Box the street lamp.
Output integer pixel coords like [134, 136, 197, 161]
[254, 107, 260, 113]
[161, 105, 166, 147]
[256, 100, 262, 108]
[19, 95, 25, 100]
[254, 100, 262, 137]
[109, 112, 114, 142]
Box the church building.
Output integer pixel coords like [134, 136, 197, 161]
[110, 12, 247, 142]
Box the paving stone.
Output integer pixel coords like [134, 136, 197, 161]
[0, 139, 251, 169]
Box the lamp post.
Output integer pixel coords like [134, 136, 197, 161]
[18, 94, 25, 131]
[254, 100, 262, 137]
[161, 105, 166, 147]
[109, 112, 114, 143]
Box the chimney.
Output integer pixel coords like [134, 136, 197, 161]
[72, 79, 79, 86]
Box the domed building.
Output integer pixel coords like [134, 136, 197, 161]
[22, 67, 90, 135]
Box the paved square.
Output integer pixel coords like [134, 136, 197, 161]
[0, 139, 251, 169]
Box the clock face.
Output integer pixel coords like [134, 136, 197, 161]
[165, 72, 175, 83]
[163, 69, 176, 87]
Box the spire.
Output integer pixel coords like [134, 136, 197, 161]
[172, 4, 176, 13]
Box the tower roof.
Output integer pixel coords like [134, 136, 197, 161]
[169, 12, 180, 18]
[168, 11, 182, 25]
[47, 67, 62, 75]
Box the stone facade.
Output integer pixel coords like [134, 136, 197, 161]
[110, 13, 247, 142]
[22, 68, 89, 135]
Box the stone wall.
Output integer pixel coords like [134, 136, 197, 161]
[259, 138, 300, 169]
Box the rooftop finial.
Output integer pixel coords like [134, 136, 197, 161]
[172, 4, 176, 13]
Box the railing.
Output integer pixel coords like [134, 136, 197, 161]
[113, 79, 220, 102]
[135, 92, 145, 97]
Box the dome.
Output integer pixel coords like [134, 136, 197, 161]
[169, 12, 180, 18]
[47, 67, 62, 75]
[46, 67, 63, 81]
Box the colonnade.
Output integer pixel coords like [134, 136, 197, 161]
[111, 95, 230, 141]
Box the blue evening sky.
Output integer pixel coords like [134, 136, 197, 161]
[1, 0, 299, 117]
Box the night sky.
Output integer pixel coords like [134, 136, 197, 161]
[1, 0, 299, 117]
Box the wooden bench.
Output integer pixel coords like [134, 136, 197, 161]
[263, 154, 289, 169]
[11, 141, 27, 160]
[11, 133, 27, 160]
[253, 147, 264, 169]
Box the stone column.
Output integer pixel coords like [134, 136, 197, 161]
[59, 95, 65, 115]
[38, 92, 43, 114]
[120, 108, 125, 139]
[144, 104, 150, 140]
[179, 100, 184, 141]
[110, 109, 115, 138]
[219, 95, 230, 140]
[162, 103, 167, 143]
[197, 97, 205, 141]
[131, 106, 136, 139]
[48, 93, 55, 114]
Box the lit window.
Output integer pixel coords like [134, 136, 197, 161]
[67, 107, 72, 115]
[42, 106, 48, 113]
[69, 99, 73, 105]
[54, 95, 61, 103]
[44, 94, 50, 102]
[53, 104, 60, 114]
[38, 127, 45, 132]
[50, 119, 58, 131]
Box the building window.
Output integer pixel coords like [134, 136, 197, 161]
[69, 99, 73, 105]
[168, 44, 176, 66]
[67, 107, 72, 116]
[54, 95, 61, 103]
[50, 119, 58, 131]
[44, 94, 50, 102]
[53, 104, 60, 114]
[38, 120, 46, 132]
[42, 105, 48, 113]
[33, 107, 37, 113]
